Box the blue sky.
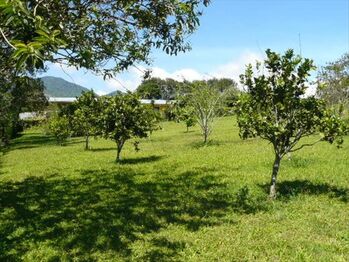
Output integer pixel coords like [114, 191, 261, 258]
[41, 0, 349, 95]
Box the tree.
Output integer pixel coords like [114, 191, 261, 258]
[0, 48, 16, 147]
[160, 78, 182, 100]
[1, 0, 209, 74]
[136, 77, 181, 100]
[185, 81, 226, 143]
[0, 89, 11, 148]
[48, 115, 71, 146]
[0, 74, 47, 145]
[317, 53, 349, 116]
[173, 99, 196, 132]
[0, 35, 48, 144]
[100, 93, 158, 162]
[136, 78, 163, 99]
[237, 49, 347, 199]
[72, 90, 101, 150]
[9, 76, 47, 134]
[178, 106, 196, 132]
[205, 78, 240, 115]
[207, 78, 237, 93]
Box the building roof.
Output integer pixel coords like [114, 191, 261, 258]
[48, 97, 175, 105]
[48, 97, 77, 103]
[140, 99, 175, 105]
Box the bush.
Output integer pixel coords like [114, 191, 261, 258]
[48, 116, 70, 145]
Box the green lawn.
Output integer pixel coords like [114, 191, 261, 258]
[1, 117, 348, 261]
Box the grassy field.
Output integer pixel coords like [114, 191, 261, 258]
[0, 116, 348, 261]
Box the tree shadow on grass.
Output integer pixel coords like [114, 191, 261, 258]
[119, 155, 164, 165]
[89, 147, 115, 152]
[10, 133, 57, 149]
[0, 167, 260, 260]
[10, 133, 83, 150]
[182, 130, 195, 133]
[190, 140, 222, 149]
[259, 179, 348, 202]
[140, 237, 186, 261]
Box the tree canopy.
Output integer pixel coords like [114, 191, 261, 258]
[0, 0, 209, 75]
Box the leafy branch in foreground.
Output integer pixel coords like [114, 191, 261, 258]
[1, 0, 209, 75]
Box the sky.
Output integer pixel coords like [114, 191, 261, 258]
[40, 0, 349, 95]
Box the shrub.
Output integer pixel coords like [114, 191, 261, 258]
[48, 116, 70, 145]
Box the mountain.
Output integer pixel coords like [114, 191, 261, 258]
[106, 90, 124, 96]
[40, 76, 90, 97]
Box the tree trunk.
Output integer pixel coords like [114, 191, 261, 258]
[203, 122, 209, 143]
[186, 125, 189, 133]
[116, 148, 121, 162]
[85, 134, 89, 150]
[116, 140, 124, 162]
[269, 154, 282, 199]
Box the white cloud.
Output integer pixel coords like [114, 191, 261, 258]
[103, 51, 264, 93]
[150, 67, 206, 81]
[210, 51, 264, 80]
[151, 51, 263, 83]
[105, 77, 142, 92]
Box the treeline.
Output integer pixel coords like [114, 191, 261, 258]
[135, 77, 239, 101]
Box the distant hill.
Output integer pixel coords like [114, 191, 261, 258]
[106, 90, 124, 96]
[41, 76, 90, 97]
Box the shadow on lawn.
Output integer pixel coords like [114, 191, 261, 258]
[141, 236, 186, 261]
[90, 147, 115, 152]
[119, 155, 164, 165]
[0, 167, 260, 260]
[10, 132, 83, 150]
[259, 179, 348, 202]
[10, 133, 56, 149]
[190, 140, 222, 149]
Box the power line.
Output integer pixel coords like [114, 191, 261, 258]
[298, 33, 302, 56]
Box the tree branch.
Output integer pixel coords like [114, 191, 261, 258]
[0, 27, 16, 50]
[289, 139, 322, 153]
[33, 0, 44, 16]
